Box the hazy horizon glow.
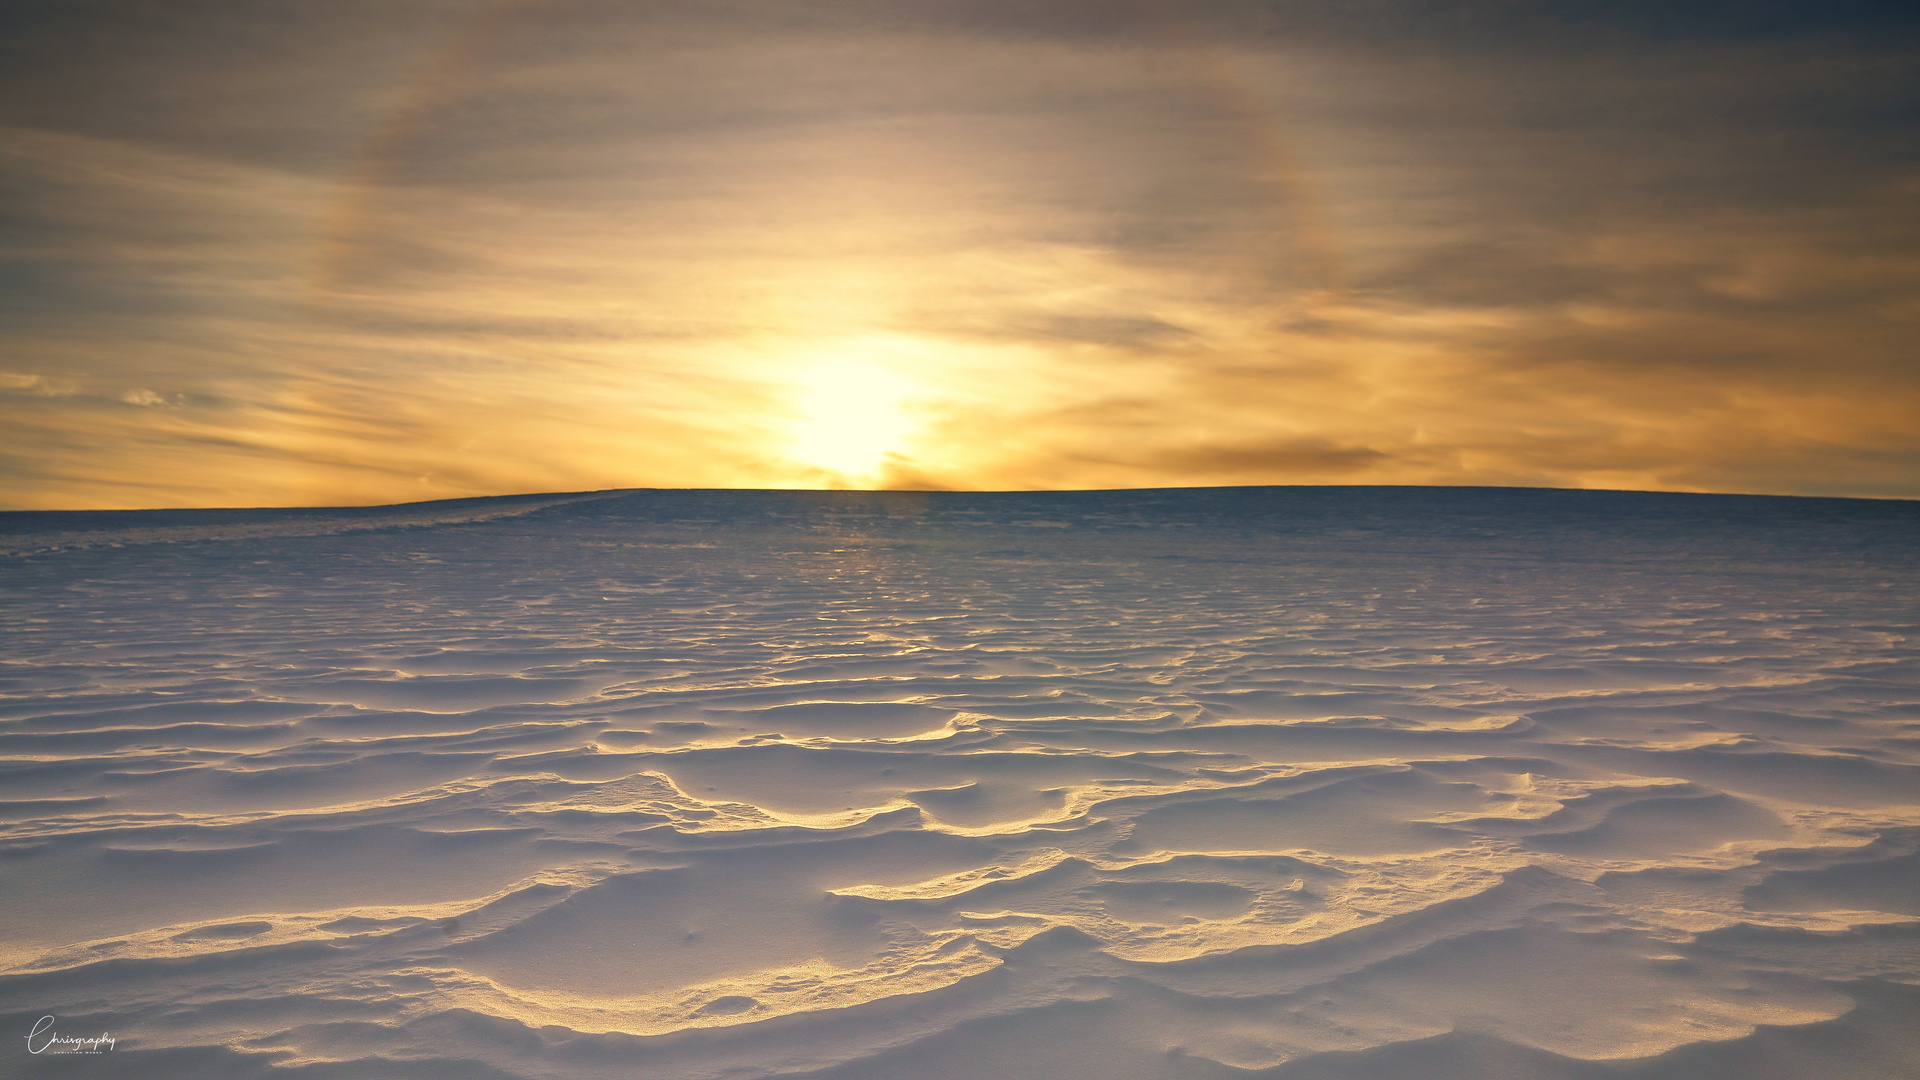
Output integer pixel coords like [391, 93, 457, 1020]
[3, 1, 1918, 508]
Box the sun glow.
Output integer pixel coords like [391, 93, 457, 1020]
[789, 350, 920, 483]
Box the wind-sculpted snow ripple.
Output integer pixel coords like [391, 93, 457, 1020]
[1, 488, 1917, 1078]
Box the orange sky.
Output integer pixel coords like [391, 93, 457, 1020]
[3, 1, 1917, 508]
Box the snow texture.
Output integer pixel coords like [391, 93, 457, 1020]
[2, 487, 1917, 1077]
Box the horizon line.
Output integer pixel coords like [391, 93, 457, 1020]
[6, 481, 1918, 517]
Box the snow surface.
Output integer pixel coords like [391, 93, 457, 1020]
[2, 487, 1917, 1078]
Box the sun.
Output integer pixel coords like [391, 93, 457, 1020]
[788, 351, 919, 483]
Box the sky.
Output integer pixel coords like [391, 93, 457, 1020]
[2, 0, 1917, 509]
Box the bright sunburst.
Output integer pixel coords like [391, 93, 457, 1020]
[788, 348, 919, 483]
